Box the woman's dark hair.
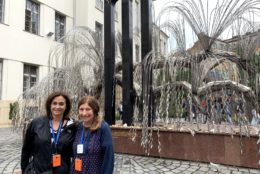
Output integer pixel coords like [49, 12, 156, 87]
[45, 91, 71, 119]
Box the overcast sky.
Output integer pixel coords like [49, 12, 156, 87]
[153, 0, 167, 16]
[152, 0, 260, 50]
[152, 0, 196, 50]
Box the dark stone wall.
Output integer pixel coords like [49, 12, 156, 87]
[112, 127, 260, 169]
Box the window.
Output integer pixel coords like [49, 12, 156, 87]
[23, 64, 38, 92]
[25, 0, 40, 34]
[53, 70, 65, 91]
[164, 41, 167, 54]
[160, 38, 164, 53]
[96, 0, 103, 10]
[55, 12, 66, 42]
[159, 39, 167, 54]
[0, 0, 4, 23]
[95, 22, 103, 48]
[135, 45, 140, 62]
[0, 60, 2, 99]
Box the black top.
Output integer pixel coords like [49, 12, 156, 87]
[21, 116, 78, 174]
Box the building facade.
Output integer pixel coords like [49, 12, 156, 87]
[0, 0, 144, 126]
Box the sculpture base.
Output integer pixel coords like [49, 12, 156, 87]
[112, 127, 260, 169]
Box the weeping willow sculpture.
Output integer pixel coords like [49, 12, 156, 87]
[10, 0, 260, 160]
[14, 26, 106, 129]
[128, 0, 260, 153]
[14, 0, 260, 137]
[149, 0, 260, 125]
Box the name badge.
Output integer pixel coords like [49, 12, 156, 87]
[77, 144, 84, 154]
[52, 154, 61, 167]
[75, 158, 82, 172]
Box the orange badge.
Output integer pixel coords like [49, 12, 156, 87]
[75, 158, 82, 172]
[52, 154, 61, 167]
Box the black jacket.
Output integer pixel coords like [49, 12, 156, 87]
[21, 116, 78, 174]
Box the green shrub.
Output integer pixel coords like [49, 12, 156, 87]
[115, 111, 121, 120]
[9, 102, 18, 120]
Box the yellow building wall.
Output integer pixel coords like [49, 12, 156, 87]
[0, 100, 13, 127]
[115, 85, 122, 109]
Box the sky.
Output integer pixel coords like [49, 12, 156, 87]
[153, 0, 172, 17]
[152, 0, 260, 50]
[152, 0, 196, 50]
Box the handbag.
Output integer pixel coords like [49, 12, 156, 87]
[24, 162, 53, 174]
[41, 171, 53, 174]
[23, 162, 35, 174]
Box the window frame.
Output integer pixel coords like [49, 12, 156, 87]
[55, 12, 66, 42]
[23, 64, 38, 92]
[95, 0, 104, 11]
[0, 0, 5, 23]
[25, 0, 40, 34]
[95, 21, 103, 48]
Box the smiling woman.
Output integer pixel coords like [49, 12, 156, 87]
[79, 102, 95, 127]
[70, 96, 114, 174]
[21, 91, 78, 174]
[50, 96, 67, 124]
[78, 96, 101, 130]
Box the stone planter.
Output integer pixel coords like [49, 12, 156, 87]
[112, 127, 260, 169]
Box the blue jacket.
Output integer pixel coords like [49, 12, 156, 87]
[71, 121, 114, 174]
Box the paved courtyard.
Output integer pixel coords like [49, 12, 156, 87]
[0, 127, 259, 174]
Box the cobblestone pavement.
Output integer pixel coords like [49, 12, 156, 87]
[0, 127, 259, 174]
[0, 128, 22, 174]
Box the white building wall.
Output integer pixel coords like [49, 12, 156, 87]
[8, 0, 26, 29]
[41, 5, 55, 37]
[2, 59, 23, 100]
[38, 0, 73, 17]
[0, 0, 74, 99]
[93, 3, 103, 30]
[39, 65, 49, 82]
[0, 0, 164, 125]
[75, 0, 88, 27]
[0, 24, 57, 65]
[0, 0, 75, 125]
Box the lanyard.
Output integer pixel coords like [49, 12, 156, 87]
[50, 119, 63, 151]
[80, 125, 86, 144]
[80, 124, 91, 144]
[78, 124, 93, 157]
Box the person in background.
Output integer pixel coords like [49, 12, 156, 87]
[118, 101, 123, 120]
[192, 102, 197, 121]
[71, 96, 114, 174]
[251, 108, 260, 125]
[182, 97, 189, 121]
[224, 99, 233, 124]
[21, 91, 78, 174]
